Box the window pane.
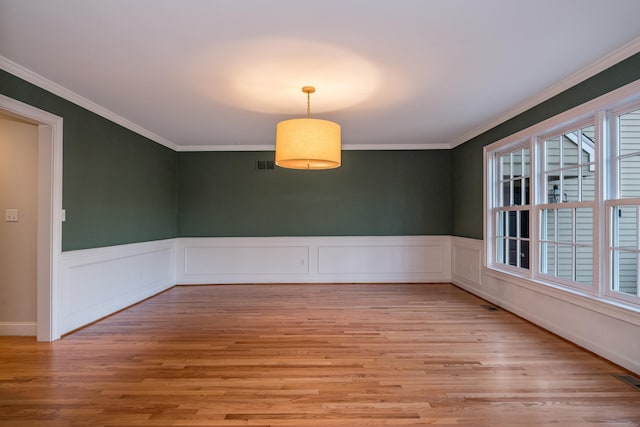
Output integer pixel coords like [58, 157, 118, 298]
[619, 155, 640, 198]
[541, 209, 555, 241]
[521, 240, 530, 270]
[545, 137, 561, 170]
[614, 206, 638, 249]
[507, 211, 517, 237]
[520, 211, 529, 239]
[496, 237, 506, 264]
[581, 125, 596, 164]
[500, 154, 511, 179]
[575, 246, 593, 285]
[562, 168, 579, 202]
[557, 244, 573, 280]
[523, 149, 530, 177]
[562, 133, 579, 166]
[575, 208, 592, 244]
[581, 165, 595, 201]
[523, 177, 530, 205]
[547, 175, 561, 203]
[557, 209, 573, 242]
[508, 239, 518, 267]
[514, 179, 522, 205]
[540, 242, 556, 275]
[613, 250, 638, 295]
[496, 211, 506, 237]
[619, 108, 640, 157]
[512, 150, 522, 177]
[501, 180, 511, 206]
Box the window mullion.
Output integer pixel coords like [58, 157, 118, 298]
[596, 110, 608, 296]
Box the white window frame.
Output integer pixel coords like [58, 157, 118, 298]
[534, 119, 597, 294]
[604, 100, 640, 306]
[489, 143, 532, 273]
[484, 79, 640, 311]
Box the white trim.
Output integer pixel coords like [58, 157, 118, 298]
[178, 144, 277, 152]
[450, 36, 640, 148]
[0, 94, 63, 341]
[0, 55, 179, 151]
[343, 143, 451, 151]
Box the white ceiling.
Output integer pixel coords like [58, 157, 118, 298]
[2, 0, 640, 151]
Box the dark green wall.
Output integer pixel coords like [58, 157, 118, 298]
[0, 70, 178, 251]
[451, 52, 640, 240]
[178, 150, 451, 237]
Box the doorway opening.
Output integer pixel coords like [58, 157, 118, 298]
[0, 94, 63, 341]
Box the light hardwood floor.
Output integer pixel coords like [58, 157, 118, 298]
[1, 283, 639, 426]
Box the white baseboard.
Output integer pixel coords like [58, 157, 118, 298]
[0, 322, 37, 336]
[450, 236, 640, 375]
[176, 236, 451, 284]
[59, 239, 175, 334]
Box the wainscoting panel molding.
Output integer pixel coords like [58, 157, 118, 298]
[59, 239, 175, 335]
[176, 236, 451, 284]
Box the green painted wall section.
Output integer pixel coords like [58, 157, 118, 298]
[178, 150, 451, 237]
[0, 70, 178, 251]
[451, 52, 640, 240]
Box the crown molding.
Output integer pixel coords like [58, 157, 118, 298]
[0, 55, 179, 151]
[449, 36, 640, 149]
[177, 144, 275, 152]
[177, 142, 448, 152]
[343, 143, 450, 151]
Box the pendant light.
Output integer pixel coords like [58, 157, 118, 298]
[275, 86, 341, 170]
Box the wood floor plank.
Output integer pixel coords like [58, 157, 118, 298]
[1, 283, 639, 426]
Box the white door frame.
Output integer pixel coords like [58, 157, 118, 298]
[1, 94, 63, 341]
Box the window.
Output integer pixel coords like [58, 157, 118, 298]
[539, 124, 595, 287]
[494, 147, 530, 270]
[608, 107, 640, 302]
[485, 82, 640, 309]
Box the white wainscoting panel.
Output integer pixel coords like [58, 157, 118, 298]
[451, 236, 640, 375]
[185, 246, 309, 275]
[176, 236, 451, 284]
[451, 236, 483, 285]
[60, 239, 175, 334]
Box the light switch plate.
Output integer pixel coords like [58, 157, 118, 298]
[5, 209, 18, 222]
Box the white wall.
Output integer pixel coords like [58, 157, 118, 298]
[451, 236, 640, 375]
[0, 114, 38, 335]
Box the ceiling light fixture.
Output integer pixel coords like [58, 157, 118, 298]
[275, 86, 341, 170]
